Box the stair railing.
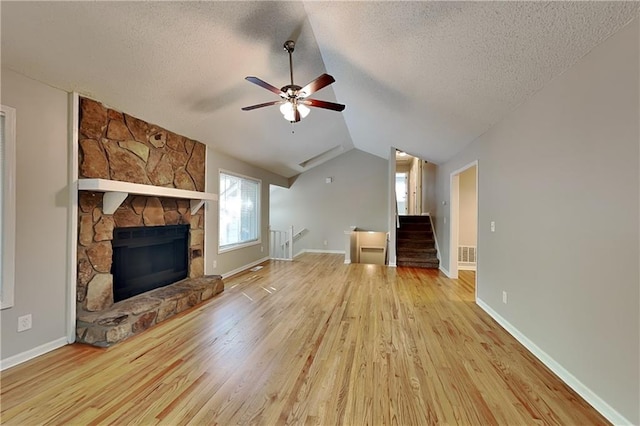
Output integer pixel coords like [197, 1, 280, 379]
[269, 225, 305, 260]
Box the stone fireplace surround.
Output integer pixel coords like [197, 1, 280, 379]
[75, 97, 223, 347]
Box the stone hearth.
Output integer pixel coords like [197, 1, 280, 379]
[76, 275, 223, 347]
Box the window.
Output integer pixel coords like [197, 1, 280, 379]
[1, 105, 16, 309]
[219, 171, 260, 252]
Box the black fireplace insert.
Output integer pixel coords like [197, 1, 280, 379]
[111, 224, 189, 302]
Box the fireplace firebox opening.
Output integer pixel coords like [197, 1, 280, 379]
[111, 224, 190, 302]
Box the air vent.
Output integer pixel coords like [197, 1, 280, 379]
[458, 246, 476, 263]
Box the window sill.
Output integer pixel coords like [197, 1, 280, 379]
[218, 240, 261, 254]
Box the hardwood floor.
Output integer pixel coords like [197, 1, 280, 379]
[1, 254, 608, 425]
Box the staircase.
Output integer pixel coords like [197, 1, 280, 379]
[396, 215, 439, 268]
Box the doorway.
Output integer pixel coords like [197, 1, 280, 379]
[395, 172, 408, 215]
[449, 161, 478, 298]
[395, 151, 425, 216]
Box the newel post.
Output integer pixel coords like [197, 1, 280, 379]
[288, 225, 294, 259]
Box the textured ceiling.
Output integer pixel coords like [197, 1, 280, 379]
[2, 2, 638, 178]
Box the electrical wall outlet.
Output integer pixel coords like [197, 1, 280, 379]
[502, 291, 508, 304]
[491, 221, 496, 232]
[213, 260, 217, 269]
[323, 240, 328, 246]
[18, 314, 32, 332]
[260, 246, 264, 252]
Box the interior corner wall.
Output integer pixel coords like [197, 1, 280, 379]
[1, 69, 69, 360]
[270, 149, 388, 254]
[434, 19, 639, 424]
[205, 149, 287, 276]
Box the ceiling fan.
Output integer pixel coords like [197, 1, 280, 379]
[241, 40, 345, 123]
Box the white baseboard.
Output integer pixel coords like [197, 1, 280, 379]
[439, 265, 451, 277]
[476, 298, 632, 426]
[1, 336, 68, 371]
[303, 249, 345, 254]
[458, 264, 477, 271]
[293, 248, 346, 258]
[388, 262, 397, 267]
[221, 256, 270, 279]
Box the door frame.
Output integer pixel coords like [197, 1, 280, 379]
[449, 160, 478, 298]
[395, 171, 409, 215]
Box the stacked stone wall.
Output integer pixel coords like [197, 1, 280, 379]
[77, 97, 207, 316]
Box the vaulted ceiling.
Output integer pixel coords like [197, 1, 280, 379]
[2, 2, 638, 178]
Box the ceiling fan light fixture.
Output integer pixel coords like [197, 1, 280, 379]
[297, 103, 310, 118]
[280, 101, 310, 122]
[280, 102, 295, 121]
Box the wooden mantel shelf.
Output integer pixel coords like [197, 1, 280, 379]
[78, 178, 218, 215]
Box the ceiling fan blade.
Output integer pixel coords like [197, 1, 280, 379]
[302, 98, 346, 112]
[299, 73, 335, 98]
[245, 76, 285, 97]
[241, 100, 283, 111]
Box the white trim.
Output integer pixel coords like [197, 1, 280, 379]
[387, 146, 397, 268]
[0, 104, 16, 310]
[449, 173, 459, 279]
[218, 239, 261, 254]
[302, 249, 345, 254]
[449, 160, 478, 293]
[293, 248, 346, 258]
[78, 178, 218, 201]
[458, 264, 477, 271]
[0, 337, 68, 371]
[221, 256, 270, 280]
[344, 229, 353, 264]
[218, 169, 262, 253]
[439, 265, 452, 277]
[476, 298, 632, 426]
[427, 213, 442, 262]
[78, 178, 217, 214]
[203, 145, 209, 274]
[67, 93, 79, 342]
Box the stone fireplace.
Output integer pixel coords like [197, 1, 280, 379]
[75, 97, 222, 347]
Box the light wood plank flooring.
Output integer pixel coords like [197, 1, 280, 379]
[1, 253, 608, 425]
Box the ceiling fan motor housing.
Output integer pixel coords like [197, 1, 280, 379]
[282, 85, 303, 98]
[283, 40, 295, 53]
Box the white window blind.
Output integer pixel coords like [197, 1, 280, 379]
[219, 171, 260, 251]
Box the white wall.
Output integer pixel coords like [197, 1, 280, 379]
[434, 19, 639, 424]
[270, 149, 388, 254]
[1, 70, 70, 360]
[205, 149, 288, 277]
[458, 166, 477, 247]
